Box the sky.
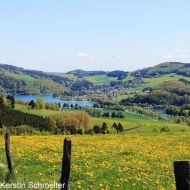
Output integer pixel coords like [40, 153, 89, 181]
[0, 0, 190, 72]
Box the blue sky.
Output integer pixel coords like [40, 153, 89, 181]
[0, 0, 190, 72]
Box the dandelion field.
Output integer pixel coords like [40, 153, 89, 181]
[0, 132, 190, 190]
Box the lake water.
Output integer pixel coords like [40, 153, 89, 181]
[15, 95, 95, 107]
[153, 108, 167, 116]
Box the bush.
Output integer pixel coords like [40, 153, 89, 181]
[186, 118, 190, 126]
[93, 125, 101, 134]
[50, 111, 90, 134]
[160, 126, 170, 132]
[118, 122, 124, 132]
[152, 129, 158, 133]
[101, 122, 108, 134]
[165, 106, 180, 116]
[78, 127, 85, 135]
[176, 117, 182, 124]
[36, 98, 45, 109]
[86, 109, 103, 117]
[6, 125, 41, 135]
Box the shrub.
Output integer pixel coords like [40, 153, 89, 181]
[176, 117, 182, 124]
[6, 125, 40, 135]
[101, 122, 108, 134]
[118, 122, 124, 132]
[36, 98, 45, 109]
[86, 109, 103, 117]
[152, 129, 158, 133]
[112, 122, 118, 133]
[165, 106, 180, 116]
[186, 118, 190, 126]
[93, 125, 101, 134]
[78, 127, 85, 135]
[160, 126, 170, 132]
[50, 111, 90, 134]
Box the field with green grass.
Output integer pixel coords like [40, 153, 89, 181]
[0, 131, 190, 190]
[83, 75, 117, 85]
[2, 102, 190, 189]
[15, 104, 60, 117]
[142, 73, 190, 88]
[15, 104, 189, 133]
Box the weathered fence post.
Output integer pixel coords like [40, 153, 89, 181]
[61, 137, 72, 190]
[5, 133, 14, 175]
[174, 161, 190, 190]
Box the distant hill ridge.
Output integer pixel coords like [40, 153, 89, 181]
[67, 69, 129, 79]
[131, 62, 190, 77]
[0, 61, 190, 95]
[67, 69, 107, 78]
[0, 63, 73, 95]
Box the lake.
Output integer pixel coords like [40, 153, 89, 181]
[15, 95, 95, 107]
[153, 108, 168, 116]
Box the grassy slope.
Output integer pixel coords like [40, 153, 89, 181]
[82, 73, 190, 90]
[83, 74, 117, 85]
[15, 104, 190, 133]
[16, 104, 60, 116]
[3, 70, 37, 84]
[0, 68, 67, 94]
[142, 73, 190, 89]
[4, 102, 190, 190]
[0, 133, 190, 189]
[118, 73, 190, 100]
[83, 74, 135, 85]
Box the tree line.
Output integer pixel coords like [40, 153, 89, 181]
[86, 108, 125, 118]
[93, 122, 124, 134]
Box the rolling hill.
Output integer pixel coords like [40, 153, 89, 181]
[1, 62, 190, 96]
[0, 64, 73, 95]
[131, 62, 190, 77]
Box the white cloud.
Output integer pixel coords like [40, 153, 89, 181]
[160, 54, 190, 62]
[77, 52, 88, 58]
[116, 55, 123, 59]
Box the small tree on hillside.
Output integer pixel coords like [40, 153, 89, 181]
[118, 122, 124, 132]
[103, 112, 110, 118]
[101, 122, 108, 134]
[36, 98, 45, 109]
[112, 122, 118, 133]
[7, 95, 15, 109]
[29, 100, 36, 109]
[93, 125, 101, 134]
[112, 112, 116, 118]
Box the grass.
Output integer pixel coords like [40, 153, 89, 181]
[0, 132, 190, 189]
[83, 75, 117, 85]
[142, 73, 190, 89]
[90, 112, 189, 133]
[15, 104, 60, 117]
[4, 103, 190, 189]
[15, 104, 76, 117]
[114, 73, 190, 94]
[116, 94, 134, 101]
[123, 74, 134, 81]
[3, 71, 36, 84]
[15, 104, 189, 133]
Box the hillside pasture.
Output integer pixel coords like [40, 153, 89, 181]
[0, 133, 190, 189]
[83, 75, 117, 85]
[15, 104, 190, 133]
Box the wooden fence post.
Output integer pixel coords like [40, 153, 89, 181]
[174, 161, 190, 190]
[61, 137, 72, 190]
[5, 133, 14, 175]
